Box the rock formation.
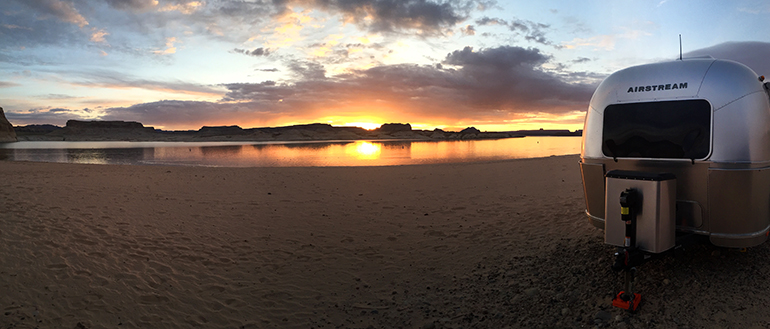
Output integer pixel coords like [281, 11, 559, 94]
[375, 123, 412, 134]
[0, 107, 18, 142]
[57, 120, 157, 141]
[460, 127, 481, 134]
[198, 125, 245, 137]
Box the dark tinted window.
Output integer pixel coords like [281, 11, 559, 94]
[602, 100, 711, 159]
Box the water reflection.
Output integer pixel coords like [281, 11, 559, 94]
[0, 137, 581, 167]
[200, 145, 243, 155]
[274, 142, 342, 150]
[0, 147, 150, 165]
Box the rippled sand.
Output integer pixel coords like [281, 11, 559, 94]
[2, 155, 770, 328]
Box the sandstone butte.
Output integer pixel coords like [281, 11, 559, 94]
[0, 107, 17, 142]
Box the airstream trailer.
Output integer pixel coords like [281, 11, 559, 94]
[580, 58, 770, 250]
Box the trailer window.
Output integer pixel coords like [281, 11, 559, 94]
[602, 100, 711, 159]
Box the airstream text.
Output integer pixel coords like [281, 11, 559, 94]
[626, 82, 688, 93]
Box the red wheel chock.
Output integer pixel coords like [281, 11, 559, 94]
[612, 291, 641, 311]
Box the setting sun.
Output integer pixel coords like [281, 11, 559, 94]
[344, 122, 381, 130]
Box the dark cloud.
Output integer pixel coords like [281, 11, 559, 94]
[0, 81, 21, 88]
[98, 100, 280, 128]
[5, 107, 85, 125]
[105, 0, 157, 11]
[475, 16, 505, 26]
[222, 80, 293, 103]
[286, 60, 327, 80]
[439, 46, 591, 109]
[232, 47, 271, 57]
[572, 57, 591, 64]
[47, 107, 78, 113]
[220, 45, 592, 123]
[685, 41, 770, 76]
[475, 16, 555, 47]
[508, 18, 553, 46]
[37, 93, 78, 99]
[444, 45, 549, 68]
[288, 0, 476, 34]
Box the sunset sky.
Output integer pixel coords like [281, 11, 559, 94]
[2, 0, 770, 131]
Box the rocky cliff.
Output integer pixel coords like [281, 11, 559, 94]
[53, 120, 157, 141]
[0, 107, 18, 142]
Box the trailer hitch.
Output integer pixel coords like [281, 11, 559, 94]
[611, 188, 644, 312]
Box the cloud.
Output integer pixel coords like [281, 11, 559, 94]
[475, 16, 555, 46]
[49, 45, 594, 129]
[461, 24, 475, 36]
[90, 28, 110, 43]
[286, 60, 327, 80]
[572, 57, 591, 64]
[233, 47, 271, 57]
[561, 35, 616, 50]
[190, 46, 592, 127]
[0, 81, 21, 88]
[1, 24, 33, 31]
[153, 37, 178, 55]
[0, 1, 96, 50]
[285, 0, 475, 35]
[5, 107, 91, 124]
[105, 0, 158, 11]
[475, 17, 506, 26]
[438, 46, 593, 109]
[508, 18, 550, 43]
[99, 100, 263, 128]
[62, 70, 225, 97]
[3, 0, 473, 58]
[158, 0, 204, 14]
[18, 0, 89, 27]
[684, 41, 770, 76]
[443, 45, 549, 68]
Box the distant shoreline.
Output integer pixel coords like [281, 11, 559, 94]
[12, 120, 582, 142]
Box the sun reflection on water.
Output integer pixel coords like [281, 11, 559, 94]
[347, 141, 382, 159]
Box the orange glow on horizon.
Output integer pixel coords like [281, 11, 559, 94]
[147, 119, 584, 133]
[342, 122, 381, 130]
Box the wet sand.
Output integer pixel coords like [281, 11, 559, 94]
[2, 155, 770, 328]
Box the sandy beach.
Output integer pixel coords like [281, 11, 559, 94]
[2, 155, 770, 328]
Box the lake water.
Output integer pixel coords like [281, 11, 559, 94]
[0, 137, 581, 167]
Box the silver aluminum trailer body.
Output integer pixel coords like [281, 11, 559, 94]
[580, 58, 770, 248]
